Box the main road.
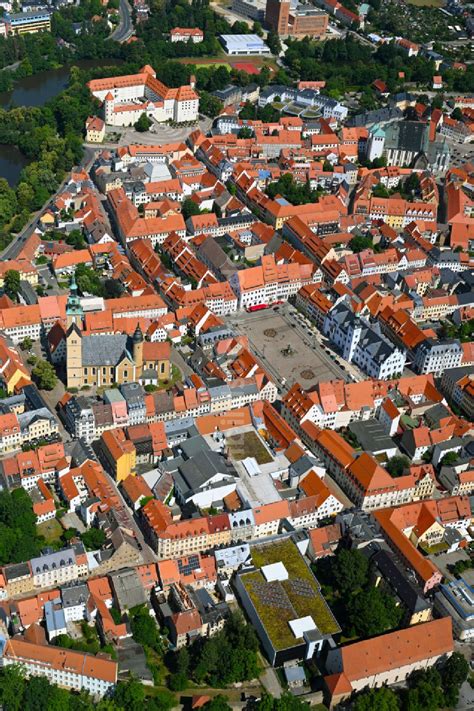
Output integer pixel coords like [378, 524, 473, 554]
[110, 0, 134, 43]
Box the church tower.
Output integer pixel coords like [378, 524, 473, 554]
[66, 271, 84, 389]
[66, 323, 83, 389]
[132, 324, 144, 379]
[66, 271, 83, 329]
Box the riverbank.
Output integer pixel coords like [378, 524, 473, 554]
[0, 58, 124, 186]
[0, 58, 124, 110]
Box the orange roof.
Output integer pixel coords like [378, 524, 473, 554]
[195, 406, 252, 435]
[374, 506, 441, 586]
[142, 498, 173, 534]
[336, 618, 452, 682]
[5, 638, 117, 683]
[348, 453, 396, 494]
[121, 474, 153, 504]
[315, 429, 356, 470]
[101, 428, 135, 462]
[253, 500, 290, 525]
[309, 524, 342, 557]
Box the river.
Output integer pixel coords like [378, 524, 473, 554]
[0, 144, 30, 186]
[0, 58, 122, 185]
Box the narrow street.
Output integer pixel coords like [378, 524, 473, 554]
[1, 147, 97, 261]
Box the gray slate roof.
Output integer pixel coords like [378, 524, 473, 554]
[82, 334, 132, 366]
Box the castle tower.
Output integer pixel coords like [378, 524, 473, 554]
[104, 92, 114, 124]
[66, 271, 83, 329]
[66, 323, 83, 390]
[132, 324, 144, 379]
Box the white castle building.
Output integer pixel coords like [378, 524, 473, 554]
[87, 64, 199, 127]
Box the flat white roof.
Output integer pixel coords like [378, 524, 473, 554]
[220, 33, 270, 51]
[288, 616, 317, 639]
[242, 456, 261, 477]
[261, 561, 288, 582]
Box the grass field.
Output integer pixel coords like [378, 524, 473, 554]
[177, 55, 278, 73]
[177, 58, 232, 69]
[37, 518, 63, 544]
[406, 0, 443, 6]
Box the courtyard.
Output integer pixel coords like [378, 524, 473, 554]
[229, 310, 349, 390]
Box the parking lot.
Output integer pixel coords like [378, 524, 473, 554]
[229, 309, 349, 390]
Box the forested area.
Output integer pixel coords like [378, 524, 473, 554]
[284, 36, 474, 100]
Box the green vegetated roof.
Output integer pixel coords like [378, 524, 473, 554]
[226, 431, 273, 465]
[242, 539, 340, 651]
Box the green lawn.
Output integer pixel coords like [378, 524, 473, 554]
[37, 518, 63, 544]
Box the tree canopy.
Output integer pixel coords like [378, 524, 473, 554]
[386, 455, 410, 478]
[172, 612, 259, 687]
[32, 359, 58, 391]
[0, 487, 41, 565]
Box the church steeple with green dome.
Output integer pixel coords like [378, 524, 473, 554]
[66, 270, 83, 328]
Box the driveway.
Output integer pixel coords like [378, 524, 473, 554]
[456, 680, 474, 711]
[260, 666, 282, 699]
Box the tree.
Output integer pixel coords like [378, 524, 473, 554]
[441, 451, 459, 466]
[349, 234, 373, 253]
[103, 278, 124, 299]
[135, 113, 152, 132]
[176, 647, 190, 676]
[256, 692, 310, 711]
[75, 264, 104, 297]
[113, 678, 146, 710]
[354, 687, 400, 711]
[404, 668, 444, 711]
[387, 455, 410, 478]
[203, 696, 233, 711]
[440, 652, 469, 706]
[372, 183, 390, 198]
[65, 229, 85, 250]
[130, 605, 161, 651]
[451, 107, 463, 121]
[0, 666, 25, 711]
[346, 586, 403, 637]
[4, 269, 20, 302]
[238, 126, 254, 138]
[168, 672, 188, 691]
[199, 91, 223, 118]
[20, 336, 33, 351]
[331, 548, 369, 595]
[182, 198, 201, 220]
[266, 30, 281, 55]
[239, 101, 256, 120]
[80, 527, 106, 550]
[403, 172, 421, 199]
[186, 612, 259, 686]
[32, 359, 57, 390]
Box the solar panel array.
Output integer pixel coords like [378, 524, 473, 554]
[250, 580, 294, 612]
[178, 554, 200, 576]
[288, 578, 315, 598]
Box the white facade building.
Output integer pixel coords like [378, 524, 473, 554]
[88, 65, 199, 127]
